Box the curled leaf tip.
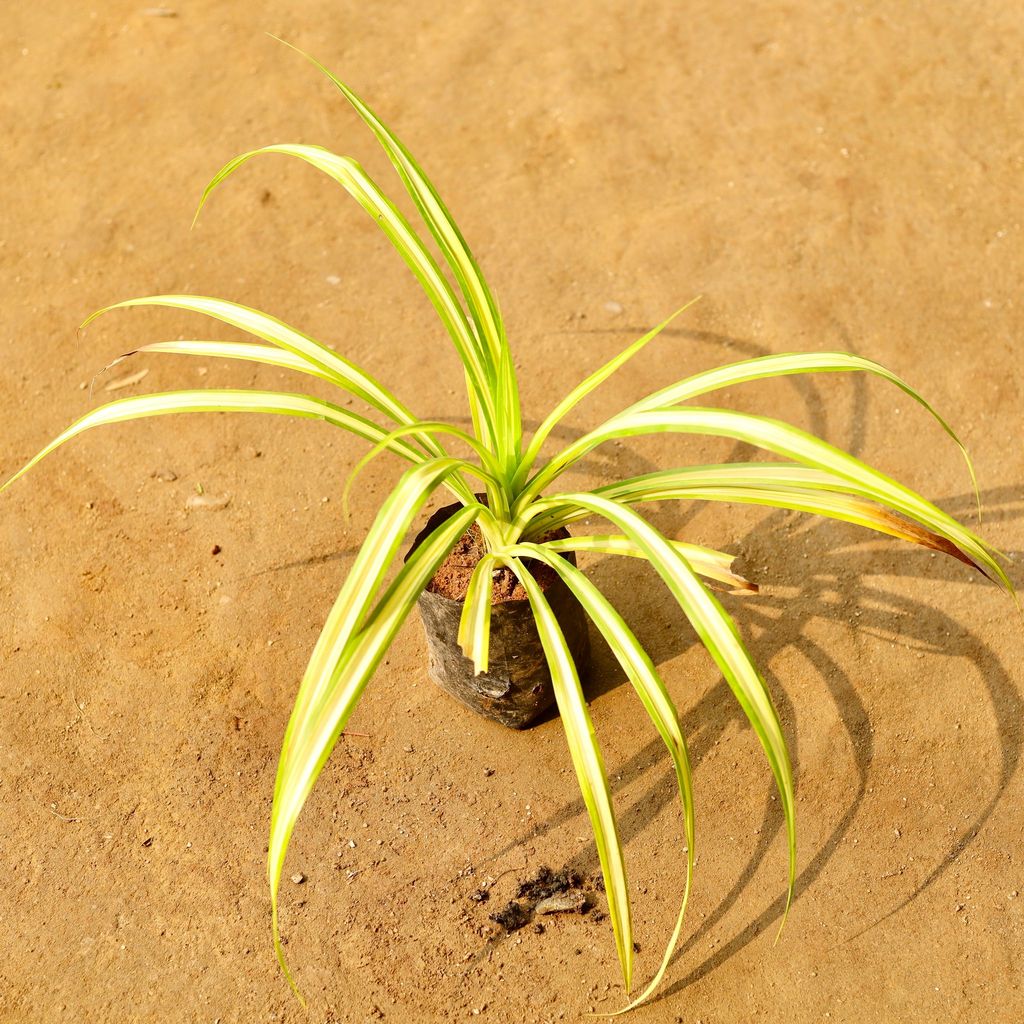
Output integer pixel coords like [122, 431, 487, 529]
[726, 559, 759, 593]
[272, 907, 307, 1008]
[730, 580, 760, 595]
[79, 304, 114, 331]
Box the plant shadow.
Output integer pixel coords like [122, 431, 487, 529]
[457, 323, 1021, 1005]
[468, 485, 1021, 1005]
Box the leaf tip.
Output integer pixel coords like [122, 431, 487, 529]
[271, 898, 307, 1007]
[79, 305, 109, 331]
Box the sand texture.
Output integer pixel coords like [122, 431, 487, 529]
[2, 3, 1023, 1022]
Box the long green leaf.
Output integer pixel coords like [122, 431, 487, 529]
[103, 339, 468, 474]
[83, 294, 424, 429]
[492, 346, 523, 481]
[271, 497, 481, 1000]
[504, 542, 694, 1011]
[624, 350, 980, 514]
[543, 534, 757, 592]
[129, 351, 484, 504]
[501, 555, 634, 992]
[275, 461, 477, 790]
[514, 300, 700, 489]
[290, 37, 523, 480]
[527, 462, 996, 576]
[457, 552, 499, 673]
[525, 494, 797, 927]
[102, 339, 342, 386]
[82, 297, 482, 501]
[594, 466, 988, 569]
[195, 146, 498, 448]
[516, 408, 1009, 590]
[341, 420, 506, 521]
[660, 488, 984, 568]
[595, 462, 887, 501]
[274, 38, 512, 418]
[0, 389, 427, 496]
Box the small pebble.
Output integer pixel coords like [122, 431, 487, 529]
[211, 544, 222, 555]
[185, 493, 231, 511]
[151, 468, 178, 482]
[534, 891, 588, 916]
[326, 274, 342, 286]
[291, 872, 305, 885]
[603, 300, 623, 315]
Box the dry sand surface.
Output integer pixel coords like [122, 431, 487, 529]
[2, 2, 1023, 1022]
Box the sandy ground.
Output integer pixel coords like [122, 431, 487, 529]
[2, 2, 1023, 1022]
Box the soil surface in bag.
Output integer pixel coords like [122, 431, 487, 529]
[425, 521, 564, 604]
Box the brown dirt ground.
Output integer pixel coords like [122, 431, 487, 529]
[2, 3, 1023, 1022]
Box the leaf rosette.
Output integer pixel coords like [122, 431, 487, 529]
[3, 40, 1012, 1013]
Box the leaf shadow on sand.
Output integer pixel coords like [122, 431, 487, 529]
[460, 325, 1021, 1008]
[469, 484, 1021, 1003]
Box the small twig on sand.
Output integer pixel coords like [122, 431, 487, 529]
[47, 805, 81, 823]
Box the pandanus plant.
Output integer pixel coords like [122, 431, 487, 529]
[3, 42, 1012, 1012]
